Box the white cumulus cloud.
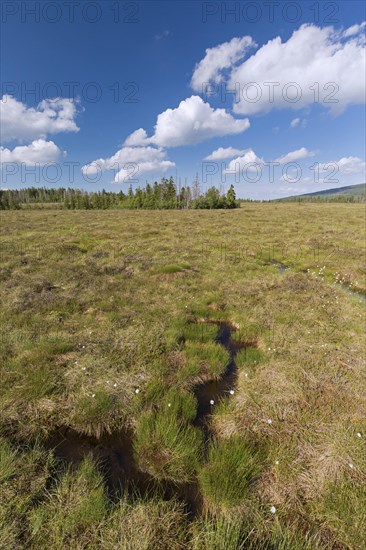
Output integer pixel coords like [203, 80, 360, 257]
[191, 36, 255, 92]
[342, 21, 366, 38]
[224, 149, 264, 174]
[0, 95, 80, 142]
[228, 23, 366, 115]
[124, 128, 150, 147]
[318, 156, 366, 174]
[275, 147, 316, 164]
[124, 96, 250, 148]
[290, 118, 300, 128]
[204, 146, 250, 160]
[0, 139, 63, 166]
[82, 146, 175, 183]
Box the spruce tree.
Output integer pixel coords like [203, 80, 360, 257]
[226, 184, 237, 208]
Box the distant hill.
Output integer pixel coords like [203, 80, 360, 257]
[277, 183, 366, 201]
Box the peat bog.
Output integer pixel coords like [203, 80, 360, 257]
[1, 204, 365, 549]
[47, 321, 249, 516]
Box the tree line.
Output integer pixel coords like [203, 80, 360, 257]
[273, 194, 365, 203]
[0, 178, 240, 210]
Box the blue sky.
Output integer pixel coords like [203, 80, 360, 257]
[1, 0, 365, 198]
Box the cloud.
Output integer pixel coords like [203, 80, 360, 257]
[155, 30, 170, 40]
[318, 156, 366, 174]
[204, 146, 250, 160]
[0, 139, 63, 166]
[124, 96, 250, 148]
[224, 149, 264, 173]
[124, 128, 150, 147]
[290, 117, 308, 128]
[275, 147, 316, 164]
[228, 23, 365, 115]
[191, 36, 255, 92]
[0, 95, 80, 142]
[82, 146, 175, 183]
[342, 21, 366, 38]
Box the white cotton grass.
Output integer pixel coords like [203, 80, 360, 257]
[270, 506, 276, 514]
[356, 432, 362, 438]
[210, 399, 215, 405]
[135, 388, 140, 394]
[267, 419, 273, 425]
[168, 403, 171, 407]
[275, 460, 279, 465]
[229, 389, 235, 395]
[92, 393, 95, 398]
[349, 463, 354, 469]
[113, 383, 117, 387]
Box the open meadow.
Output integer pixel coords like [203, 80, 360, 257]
[1, 203, 365, 549]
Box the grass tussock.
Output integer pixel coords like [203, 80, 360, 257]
[99, 496, 188, 549]
[134, 411, 204, 482]
[29, 458, 108, 548]
[69, 390, 117, 438]
[155, 261, 191, 274]
[199, 437, 262, 510]
[183, 322, 219, 343]
[179, 341, 230, 384]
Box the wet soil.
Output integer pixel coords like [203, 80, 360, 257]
[46, 321, 247, 516]
[270, 259, 289, 273]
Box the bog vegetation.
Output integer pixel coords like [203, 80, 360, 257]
[0, 202, 365, 549]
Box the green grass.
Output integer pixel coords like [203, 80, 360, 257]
[0, 204, 365, 548]
[70, 390, 116, 438]
[191, 514, 250, 550]
[134, 410, 204, 482]
[179, 341, 230, 384]
[154, 262, 191, 274]
[99, 495, 188, 549]
[161, 388, 198, 423]
[313, 478, 366, 549]
[198, 437, 262, 509]
[29, 458, 108, 548]
[0, 438, 56, 548]
[183, 322, 219, 343]
[0, 439, 17, 483]
[235, 346, 265, 369]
